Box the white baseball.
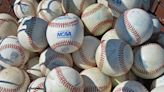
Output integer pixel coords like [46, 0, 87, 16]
[17, 16, 48, 52]
[81, 3, 113, 36]
[27, 77, 46, 92]
[132, 43, 164, 79]
[37, 0, 63, 22]
[151, 86, 164, 92]
[62, 0, 96, 16]
[0, 13, 18, 38]
[0, 36, 30, 68]
[17, 71, 30, 92]
[113, 80, 148, 92]
[80, 67, 112, 92]
[101, 29, 120, 41]
[39, 47, 73, 76]
[157, 33, 164, 48]
[0, 67, 25, 92]
[98, 0, 142, 17]
[26, 57, 43, 80]
[115, 8, 153, 46]
[45, 66, 84, 92]
[14, 0, 38, 19]
[151, 75, 164, 89]
[46, 15, 84, 54]
[111, 71, 137, 87]
[95, 39, 133, 76]
[72, 36, 100, 69]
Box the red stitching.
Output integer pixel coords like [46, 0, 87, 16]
[0, 44, 25, 68]
[118, 42, 128, 74]
[124, 11, 141, 45]
[33, 82, 44, 92]
[0, 84, 19, 92]
[99, 40, 105, 70]
[108, 3, 122, 15]
[78, 48, 96, 67]
[92, 19, 113, 35]
[48, 19, 78, 28]
[79, 0, 87, 14]
[51, 40, 81, 50]
[0, 19, 18, 27]
[114, 87, 134, 92]
[56, 67, 81, 92]
[81, 4, 103, 18]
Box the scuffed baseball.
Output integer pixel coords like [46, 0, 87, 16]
[81, 3, 113, 36]
[95, 39, 133, 76]
[0, 36, 30, 68]
[47, 15, 84, 53]
[39, 47, 73, 76]
[101, 29, 120, 41]
[113, 80, 148, 92]
[45, 66, 84, 92]
[14, 0, 38, 18]
[132, 43, 164, 79]
[72, 36, 100, 69]
[151, 75, 164, 89]
[115, 8, 153, 46]
[27, 77, 46, 92]
[62, 0, 96, 16]
[0, 13, 18, 37]
[17, 16, 48, 52]
[80, 67, 112, 92]
[151, 86, 164, 92]
[37, 0, 63, 22]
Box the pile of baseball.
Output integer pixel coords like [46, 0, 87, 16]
[0, 0, 163, 92]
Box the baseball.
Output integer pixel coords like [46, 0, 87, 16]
[0, 13, 18, 37]
[0, 67, 25, 92]
[98, 0, 142, 17]
[115, 8, 153, 46]
[17, 16, 48, 52]
[27, 77, 46, 92]
[101, 29, 120, 41]
[72, 36, 100, 69]
[39, 47, 73, 76]
[151, 86, 164, 92]
[95, 39, 133, 76]
[37, 0, 63, 22]
[113, 80, 148, 92]
[151, 75, 164, 89]
[132, 43, 164, 79]
[62, 0, 96, 16]
[157, 33, 164, 48]
[80, 67, 112, 92]
[14, 0, 38, 19]
[81, 3, 113, 36]
[46, 15, 84, 54]
[0, 36, 30, 68]
[45, 66, 84, 92]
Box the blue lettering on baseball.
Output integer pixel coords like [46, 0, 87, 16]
[57, 31, 72, 38]
[113, 0, 121, 5]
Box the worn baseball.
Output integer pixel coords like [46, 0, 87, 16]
[27, 77, 46, 92]
[111, 71, 137, 87]
[81, 3, 113, 36]
[39, 47, 73, 76]
[95, 39, 133, 76]
[14, 0, 38, 18]
[80, 67, 112, 92]
[47, 15, 84, 54]
[17, 71, 30, 92]
[0, 13, 18, 38]
[37, 0, 63, 22]
[151, 86, 164, 92]
[98, 0, 142, 17]
[0, 67, 25, 92]
[72, 36, 100, 69]
[151, 75, 164, 89]
[0, 36, 30, 68]
[115, 8, 153, 46]
[17, 16, 48, 52]
[45, 66, 84, 92]
[132, 43, 164, 79]
[113, 80, 148, 92]
[101, 29, 120, 41]
[62, 0, 96, 16]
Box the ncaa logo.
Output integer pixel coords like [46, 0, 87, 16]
[57, 31, 72, 38]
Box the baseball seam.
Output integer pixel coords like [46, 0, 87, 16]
[28, 82, 44, 92]
[99, 40, 105, 70]
[0, 19, 18, 27]
[79, 0, 87, 14]
[124, 11, 141, 45]
[56, 67, 81, 92]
